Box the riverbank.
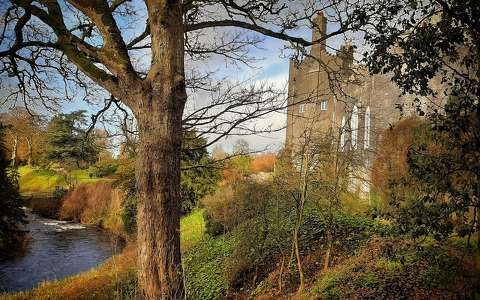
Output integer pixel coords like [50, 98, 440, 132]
[0, 211, 125, 294]
[0, 210, 206, 300]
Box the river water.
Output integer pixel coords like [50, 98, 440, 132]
[0, 211, 124, 293]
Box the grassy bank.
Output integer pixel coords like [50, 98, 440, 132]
[2, 208, 477, 300]
[19, 166, 101, 194]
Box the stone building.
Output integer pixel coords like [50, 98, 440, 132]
[285, 13, 442, 196]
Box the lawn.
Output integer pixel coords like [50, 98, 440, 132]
[180, 209, 207, 252]
[18, 166, 102, 194]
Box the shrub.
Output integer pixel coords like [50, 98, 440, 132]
[202, 180, 274, 236]
[0, 124, 26, 256]
[202, 177, 392, 290]
[30, 194, 64, 218]
[249, 154, 276, 173]
[202, 185, 235, 235]
[184, 234, 235, 300]
[299, 209, 391, 251]
[312, 238, 476, 300]
[121, 195, 137, 235]
[88, 161, 118, 178]
[59, 182, 125, 235]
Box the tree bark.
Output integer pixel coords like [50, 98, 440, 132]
[26, 137, 32, 166]
[135, 87, 186, 298]
[135, 2, 187, 298]
[136, 102, 185, 299]
[11, 135, 18, 167]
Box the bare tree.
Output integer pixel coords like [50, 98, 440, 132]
[0, 1, 377, 298]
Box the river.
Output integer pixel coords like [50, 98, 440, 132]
[0, 211, 125, 293]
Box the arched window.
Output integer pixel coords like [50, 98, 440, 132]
[340, 115, 346, 150]
[351, 105, 358, 149]
[364, 106, 371, 149]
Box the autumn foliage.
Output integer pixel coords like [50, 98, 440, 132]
[249, 153, 276, 173]
[59, 181, 124, 235]
[371, 117, 423, 200]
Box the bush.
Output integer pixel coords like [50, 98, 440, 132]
[299, 209, 392, 251]
[249, 154, 276, 173]
[59, 182, 125, 235]
[312, 238, 476, 300]
[202, 177, 392, 290]
[0, 124, 26, 256]
[121, 195, 137, 235]
[184, 234, 235, 300]
[30, 194, 64, 218]
[202, 180, 274, 236]
[88, 161, 118, 178]
[202, 185, 235, 235]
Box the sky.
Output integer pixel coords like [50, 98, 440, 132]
[0, 1, 366, 154]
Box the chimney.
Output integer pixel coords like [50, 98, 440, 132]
[311, 12, 327, 56]
[339, 42, 354, 69]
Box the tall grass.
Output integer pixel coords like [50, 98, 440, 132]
[59, 182, 124, 236]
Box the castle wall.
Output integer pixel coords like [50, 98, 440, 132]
[285, 13, 445, 198]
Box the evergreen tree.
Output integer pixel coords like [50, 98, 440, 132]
[44, 111, 99, 169]
[181, 131, 221, 213]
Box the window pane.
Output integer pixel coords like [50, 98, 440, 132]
[299, 103, 305, 113]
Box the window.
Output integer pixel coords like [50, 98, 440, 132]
[340, 115, 346, 150]
[364, 106, 371, 149]
[299, 103, 305, 113]
[351, 105, 358, 149]
[320, 100, 328, 111]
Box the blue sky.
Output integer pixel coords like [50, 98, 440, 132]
[0, 2, 364, 154]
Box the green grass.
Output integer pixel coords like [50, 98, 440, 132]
[18, 166, 102, 193]
[18, 166, 65, 193]
[181, 209, 207, 252]
[71, 169, 102, 184]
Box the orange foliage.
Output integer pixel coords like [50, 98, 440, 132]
[249, 153, 277, 173]
[59, 181, 124, 234]
[371, 117, 423, 199]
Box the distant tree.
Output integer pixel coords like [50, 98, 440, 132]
[211, 145, 227, 161]
[44, 111, 99, 170]
[181, 131, 221, 213]
[365, 0, 480, 244]
[0, 123, 26, 257]
[0, 108, 46, 166]
[232, 139, 250, 155]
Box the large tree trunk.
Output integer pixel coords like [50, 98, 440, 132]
[136, 102, 184, 299]
[135, 2, 187, 298]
